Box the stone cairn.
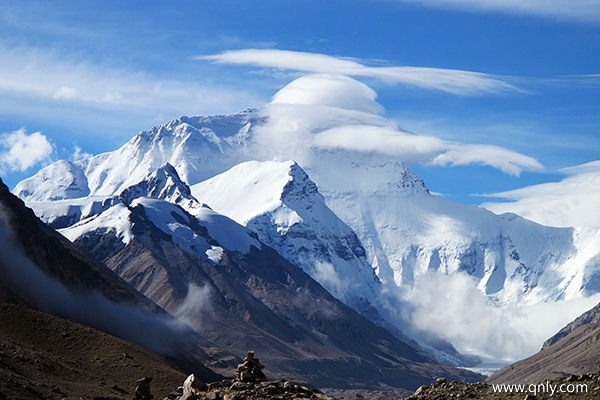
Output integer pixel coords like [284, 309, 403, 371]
[159, 351, 334, 400]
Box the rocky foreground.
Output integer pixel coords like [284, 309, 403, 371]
[156, 373, 335, 400]
[401, 373, 600, 400]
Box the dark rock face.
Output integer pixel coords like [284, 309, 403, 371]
[0, 177, 155, 310]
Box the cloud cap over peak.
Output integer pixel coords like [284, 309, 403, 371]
[272, 74, 384, 115]
[252, 74, 543, 177]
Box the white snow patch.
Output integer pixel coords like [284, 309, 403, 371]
[206, 246, 224, 264]
[192, 160, 296, 225]
[60, 203, 134, 244]
[190, 206, 261, 254]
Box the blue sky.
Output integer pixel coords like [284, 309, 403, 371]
[0, 0, 598, 204]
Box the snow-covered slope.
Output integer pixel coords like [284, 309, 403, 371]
[321, 169, 599, 305]
[14, 159, 90, 202]
[59, 165, 260, 264]
[191, 160, 381, 306]
[14, 111, 257, 202]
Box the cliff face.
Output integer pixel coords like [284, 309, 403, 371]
[0, 177, 221, 384]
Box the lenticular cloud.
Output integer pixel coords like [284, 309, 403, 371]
[256, 74, 542, 176]
[272, 74, 384, 115]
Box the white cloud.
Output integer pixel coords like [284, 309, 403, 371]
[0, 43, 260, 117]
[252, 75, 542, 177]
[562, 159, 600, 175]
[174, 283, 213, 332]
[391, 0, 600, 24]
[0, 128, 54, 172]
[314, 125, 447, 160]
[482, 160, 600, 227]
[52, 86, 79, 100]
[403, 270, 600, 360]
[272, 74, 383, 114]
[200, 49, 521, 96]
[311, 261, 349, 302]
[315, 126, 542, 176]
[432, 144, 543, 176]
[71, 145, 93, 161]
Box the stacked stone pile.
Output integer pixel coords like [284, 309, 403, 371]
[134, 352, 337, 400]
[162, 374, 335, 400]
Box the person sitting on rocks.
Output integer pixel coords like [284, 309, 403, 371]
[134, 377, 153, 400]
[236, 351, 266, 382]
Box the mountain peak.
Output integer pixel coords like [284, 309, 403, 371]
[191, 160, 382, 307]
[191, 160, 318, 226]
[118, 163, 195, 206]
[13, 160, 90, 202]
[282, 161, 321, 202]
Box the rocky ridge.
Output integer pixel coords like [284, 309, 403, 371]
[489, 323, 600, 385]
[162, 373, 335, 400]
[402, 373, 600, 400]
[543, 301, 600, 349]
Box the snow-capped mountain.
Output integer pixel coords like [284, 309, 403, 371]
[24, 159, 480, 389]
[13, 75, 600, 362]
[60, 163, 261, 266]
[320, 166, 600, 304]
[15, 110, 258, 203]
[191, 160, 381, 309]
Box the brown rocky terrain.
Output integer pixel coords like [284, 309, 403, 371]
[0, 301, 405, 400]
[0, 302, 187, 400]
